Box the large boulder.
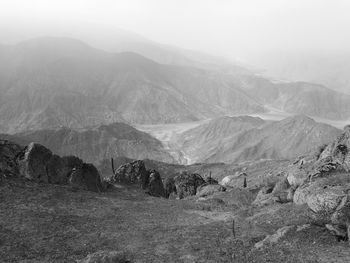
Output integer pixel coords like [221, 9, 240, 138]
[0, 140, 22, 178]
[18, 142, 53, 183]
[147, 170, 166, 197]
[70, 163, 105, 192]
[164, 177, 176, 198]
[272, 178, 293, 203]
[220, 172, 246, 188]
[47, 155, 83, 184]
[111, 160, 149, 189]
[174, 172, 206, 199]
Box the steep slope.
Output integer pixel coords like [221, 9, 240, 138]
[172, 116, 266, 164]
[0, 37, 265, 133]
[0, 122, 175, 165]
[173, 115, 341, 164]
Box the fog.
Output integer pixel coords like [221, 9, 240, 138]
[1, 0, 350, 62]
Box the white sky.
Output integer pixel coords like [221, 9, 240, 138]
[1, 0, 350, 61]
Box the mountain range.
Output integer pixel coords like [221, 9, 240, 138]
[1, 37, 350, 134]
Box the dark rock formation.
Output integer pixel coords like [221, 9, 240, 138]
[0, 140, 22, 178]
[110, 160, 166, 197]
[70, 163, 104, 192]
[164, 177, 176, 198]
[173, 172, 206, 199]
[12, 142, 104, 192]
[111, 160, 149, 189]
[18, 142, 53, 183]
[147, 170, 166, 197]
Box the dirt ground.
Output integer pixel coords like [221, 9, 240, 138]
[0, 178, 349, 263]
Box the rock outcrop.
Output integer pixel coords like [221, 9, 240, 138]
[289, 126, 350, 240]
[173, 172, 206, 199]
[5, 141, 105, 192]
[110, 160, 166, 197]
[111, 160, 149, 188]
[0, 140, 22, 178]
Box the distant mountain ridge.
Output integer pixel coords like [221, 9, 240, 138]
[1, 37, 350, 134]
[1, 122, 175, 165]
[172, 115, 341, 164]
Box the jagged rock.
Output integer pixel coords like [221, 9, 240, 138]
[196, 184, 226, 197]
[255, 225, 295, 249]
[14, 142, 104, 192]
[293, 178, 350, 214]
[0, 140, 22, 178]
[331, 195, 350, 226]
[111, 160, 149, 189]
[252, 185, 275, 206]
[70, 163, 104, 192]
[17, 142, 53, 183]
[147, 170, 166, 197]
[164, 177, 176, 198]
[271, 178, 293, 203]
[77, 250, 131, 263]
[174, 172, 205, 199]
[286, 165, 309, 187]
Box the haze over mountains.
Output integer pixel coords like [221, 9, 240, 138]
[1, 37, 350, 135]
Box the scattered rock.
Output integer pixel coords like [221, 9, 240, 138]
[255, 225, 295, 249]
[272, 178, 293, 203]
[196, 184, 226, 197]
[252, 185, 275, 206]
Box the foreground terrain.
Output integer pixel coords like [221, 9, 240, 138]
[1, 178, 350, 263]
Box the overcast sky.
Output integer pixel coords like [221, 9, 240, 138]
[1, 0, 349, 61]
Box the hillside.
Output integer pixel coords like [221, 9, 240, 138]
[0, 122, 175, 164]
[1, 37, 350, 134]
[173, 115, 341, 164]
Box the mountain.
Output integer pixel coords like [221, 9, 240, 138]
[173, 115, 341, 164]
[0, 122, 175, 165]
[0, 37, 265, 133]
[237, 76, 350, 120]
[1, 37, 350, 134]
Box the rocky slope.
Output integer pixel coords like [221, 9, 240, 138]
[1, 122, 175, 165]
[173, 115, 341, 164]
